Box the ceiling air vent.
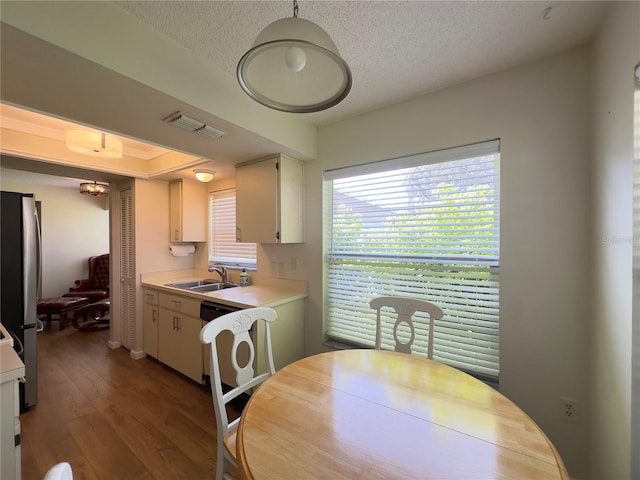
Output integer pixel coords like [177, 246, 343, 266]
[165, 112, 225, 139]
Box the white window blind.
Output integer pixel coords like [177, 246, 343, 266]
[324, 140, 500, 380]
[209, 189, 257, 266]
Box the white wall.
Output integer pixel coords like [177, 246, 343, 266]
[591, 2, 640, 478]
[0, 168, 110, 298]
[133, 178, 202, 275]
[265, 47, 593, 478]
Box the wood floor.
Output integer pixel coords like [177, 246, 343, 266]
[20, 325, 240, 479]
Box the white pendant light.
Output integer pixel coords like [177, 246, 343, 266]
[66, 130, 123, 159]
[237, 0, 352, 113]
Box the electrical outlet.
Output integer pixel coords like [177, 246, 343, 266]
[559, 397, 579, 423]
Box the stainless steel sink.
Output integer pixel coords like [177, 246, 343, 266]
[165, 279, 218, 288]
[189, 282, 238, 292]
[165, 279, 239, 292]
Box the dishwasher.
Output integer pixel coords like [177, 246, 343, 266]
[200, 301, 250, 388]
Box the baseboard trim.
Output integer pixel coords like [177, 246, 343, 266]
[130, 349, 146, 360]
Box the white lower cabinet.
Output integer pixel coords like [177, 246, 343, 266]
[1, 345, 24, 480]
[203, 298, 306, 381]
[142, 289, 159, 359]
[157, 292, 203, 383]
[255, 299, 305, 375]
[142, 287, 305, 387]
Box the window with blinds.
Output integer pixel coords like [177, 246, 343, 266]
[323, 140, 500, 381]
[209, 189, 257, 267]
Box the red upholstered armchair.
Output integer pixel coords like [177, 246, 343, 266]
[63, 253, 110, 303]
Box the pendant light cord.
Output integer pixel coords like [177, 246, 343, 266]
[293, 0, 298, 18]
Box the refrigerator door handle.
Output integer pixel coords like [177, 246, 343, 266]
[8, 330, 24, 357]
[35, 205, 42, 301]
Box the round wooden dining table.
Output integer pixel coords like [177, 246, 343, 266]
[236, 349, 568, 480]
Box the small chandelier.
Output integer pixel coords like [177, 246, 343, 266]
[80, 182, 109, 196]
[66, 130, 123, 159]
[194, 169, 216, 182]
[237, 0, 352, 113]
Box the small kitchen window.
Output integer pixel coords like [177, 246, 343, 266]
[209, 189, 257, 268]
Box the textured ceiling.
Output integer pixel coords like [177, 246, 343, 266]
[0, 0, 612, 184]
[114, 0, 610, 126]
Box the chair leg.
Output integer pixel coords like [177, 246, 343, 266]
[216, 447, 225, 480]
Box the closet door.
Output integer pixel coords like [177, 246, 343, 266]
[119, 187, 135, 350]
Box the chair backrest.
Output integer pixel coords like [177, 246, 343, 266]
[43, 462, 73, 480]
[369, 296, 443, 357]
[200, 307, 277, 440]
[89, 253, 109, 289]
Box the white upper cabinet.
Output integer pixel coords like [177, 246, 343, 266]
[236, 154, 304, 244]
[170, 179, 206, 242]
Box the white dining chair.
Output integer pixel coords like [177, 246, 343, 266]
[369, 296, 443, 357]
[200, 307, 277, 480]
[43, 462, 73, 480]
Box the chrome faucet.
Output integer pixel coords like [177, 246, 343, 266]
[208, 264, 228, 283]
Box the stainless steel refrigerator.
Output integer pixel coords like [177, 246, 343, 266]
[1, 190, 40, 412]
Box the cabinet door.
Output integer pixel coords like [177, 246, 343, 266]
[169, 180, 206, 242]
[236, 157, 278, 243]
[169, 181, 182, 242]
[143, 289, 160, 358]
[158, 309, 204, 383]
[143, 304, 159, 358]
[253, 299, 305, 375]
[278, 155, 304, 243]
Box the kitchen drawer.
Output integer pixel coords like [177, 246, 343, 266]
[159, 292, 201, 318]
[143, 288, 159, 306]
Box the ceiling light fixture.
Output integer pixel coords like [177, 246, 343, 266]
[66, 130, 123, 159]
[237, 0, 352, 113]
[79, 181, 109, 196]
[165, 112, 225, 139]
[194, 169, 216, 182]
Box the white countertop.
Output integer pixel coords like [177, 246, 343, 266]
[0, 323, 13, 348]
[0, 343, 24, 384]
[140, 270, 307, 309]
